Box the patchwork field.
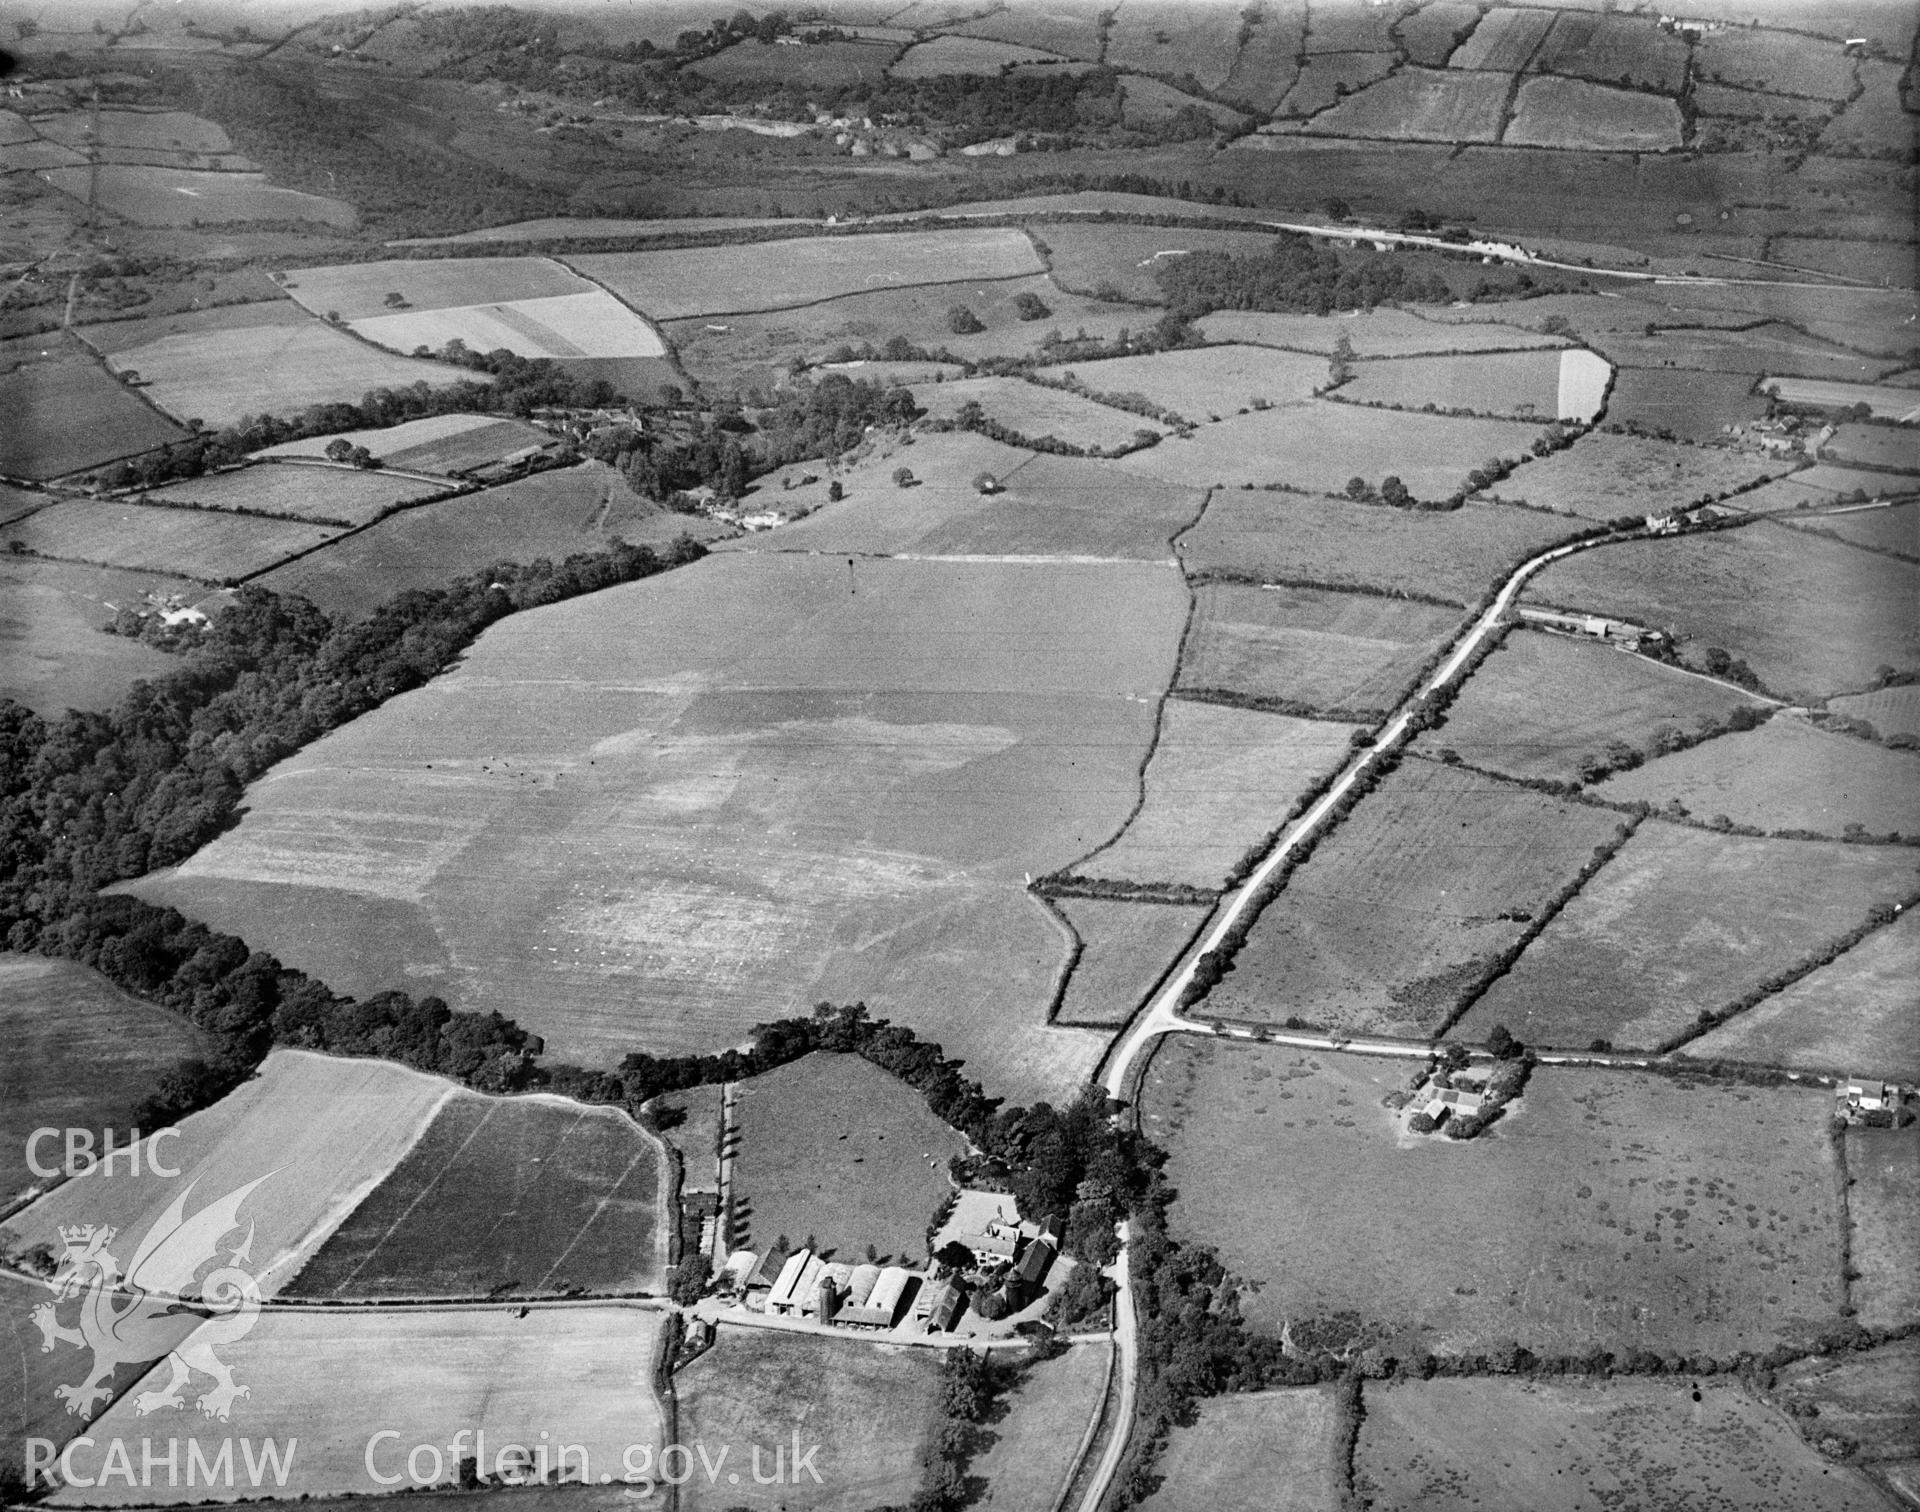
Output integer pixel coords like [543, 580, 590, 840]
[1696, 24, 1857, 98]
[1449, 7, 1555, 71]
[676, 1326, 944, 1511]
[1197, 307, 1565, 359]
[1043, 344, 1326, 423]
[1356, 1377, 1878, 1512]
[7, 1050, 452, 1297]
[1823, 425, 1920, 473]
[255, 412, 551, 476]
[696, 36, 897, 85]
[256, 462, 719, 622]
[286, 1091, 668, 1299]
[913, 376, 1167, 452]
[1530, 10, 1689, 92]
[43, 1308, 667, 1504]
[1052, 897, 1210, 1027]
[1341, 349, 1592, 422]
[352, 291, 666, 360]
[1082, 703, 1357, 889]
[1204, 759, 1625, 1037]
[1830, 684, 1920, 741]
[147, 463, 449, 527]
[1683, 909, 1919, 1082]
[890, 34, 1058, 75]
[1136, 1387, 1340, 1512]
[0, 353, 187, 479]
[1180, 581, 1462, 715]
[0, 955, 214, 1207]
[1035, 221, 1283, 302]
[10, 498, 341, 581]
[971, 1342, 1113, 1510]
[1524, 525, 1920, 701]
[572, 228, 1043, 319]
[1144, 1039, 1848, 1357]
[1186, 491, 1573, 607]
[280, 257, 587, 320]
[1490, 432, 1789, 520]
[730, 1052, 969, 1262]
[131, 553, 1181, 1104]
[1597, 716, 1920, 838]
[1299, 67, 1508, 143]
[1503, 78, 1683, 151]
[1460, 826, 1920, 1052]
[1117, 401, 1547, 502]
[1845, 1128, 1920, 1333]
[40, 165, 354, 227]
[0, 556, 199, 716]
[1278, 52, 1398, 117]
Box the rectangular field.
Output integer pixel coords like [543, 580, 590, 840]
[972, 1343, 1114, 1510]
[1530, 11, 1689, 92]
[254, 412, 550, 476]
[280, 256, 588, 320]
[1845, 1128, 1920, 1333]
[10, 498, 341, 580]
[1604, 367, 1766, 441]
[1460, 825, 1920, 1052]
[1299, 67, 1508, 143]
[696, 36, 897, 85]
[1035, 221, 1283, 301]
[147, 463, 448, 527]
[1830, 684, 1920, 740]
[40, 165, 354, 227]
[351, 292, 666, 360]
[1204, 759, 1625, 1037]
[1449, 7, 1554, 71]
[571, 228, 1042, 319]
[890, 34, 1059, 75]
[1822, 425, 1920, 473]
[1080, 702, 1357, 889]
[1504, 77, 1683, 151]
[285, 1091, 668, 1299]
[1341, 349, 1566, 421]
[0, 356, 187, 479]
[1053, 898, 1210, 1027]
[1144, 1038, 1847, 1358]
[1197, 306, 1564, 358]
[914, 376, 1166, 453]
[1771, 1341, 1920, 1471]
[1137, 1387, 1340, 1512]
[7, 1049, 453, 1298]
[1763, 376, 1920, 420]
[1490, 432, 1790, 520]
[1043, 344, 1325, 423]
[1697, 25, 1856, 99]
[0, 556, 202, 716]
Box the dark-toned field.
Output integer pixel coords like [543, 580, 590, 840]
[286, 1091, 668, 1299]
[0, 352, 187, 479]
[0, 556, 201, 716]
[1036, 221, 1280, 301]
[1602, 367, 1766, 441]
[1052, 897, 1210, 1027]
[1144, 1038, 1848, 1359]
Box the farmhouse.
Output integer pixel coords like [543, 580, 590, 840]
[1842, 1077, 1902, 1114]
[957, 1219, 1023, 1267]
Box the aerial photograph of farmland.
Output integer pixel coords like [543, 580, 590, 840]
[0, 0, 1914, 1509]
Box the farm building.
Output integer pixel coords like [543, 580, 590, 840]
[1014, 1236, 1055, 1294]
[844, 1262, 881, 1309]
[720, 1249, 758, 1290]
[840, 1264, 914, 1329]
[923, 1280, 967, 1332]
[957, 1220, 1022, 1266]
[1411, 1083, 1486, 1131]
[1842, 1078, 1902, 1114]
[766, 1249, 818, 1316]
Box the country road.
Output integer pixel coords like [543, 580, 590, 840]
[1070, 1233, 1136, 1512]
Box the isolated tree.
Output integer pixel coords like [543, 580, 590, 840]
[893, 465, 916, 487]
[324, 438, 354, 463]
[1380, 475, 1411, 507]
[827, 480, 844, 502]
[383, 291, 406, 307]
[1013, 291, 1052, 321]
[1345, 476, 1371, 501]
[972, 471, 1001, 495]
[946, 305, 986, 335]
[1485, 1024, 1520, 1059]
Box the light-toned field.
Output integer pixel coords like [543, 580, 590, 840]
[1735, 475, 1857, 515]
[1144, 1039, 1847, 1357]
[1035, 221, 1283, 302]
[1341, 349, 1563, 420]
[971, 1342, 1112, 1509]
[130, 553, 1180, 1104]
[1356, 1377, 1878, 1512]
[1181, 580, 1462, 713]
[1764, 376, 1920, 420]
[74, 298, 300, 357]
[1823, 425, 1920, 473]
[1697, 24, 1857, 98]
[10, 498, 340, 580]
[1684, 908, 1919, 1082]
[1460, 825, 1920, 1051]
[571, 228, 1043, 319]
[1777, 464, 1899, 500]
[1137, 1387, 1340, 1512]
[101, 307, 474, 429]
[890, 34, 1059, 75]
[1450, 7, 1553, 70]
[35, 108, 235, 154]
[1830, 685, 1920, 740]
[731, 1052, 969, 1262]
[350, 291, 665, 360]
[147, 464, 446, 527]
[1772, 237, 1916, 290]
[1102, 0, 1245, 87]
[256, 462, 719, 622]
[254, 412, 549, 475]
[677, 1325, 944, 1511]
[1490, 432, 1789, 520]
[695, 36, 897, 86]
[1597, 716, 1920, 838]
[8, 1050, 452, 1298]
[1400, 1, 1480, 65]
[1053, 898, 1210, 1027]
[1416, 630, 1765, 784]
[1524, 525, 1920, 701]
[1081, 702, 1357, 889]
[1185, 491, 1573, 605]
[1299, 67, 1509, 143]
[1117, 401, 1547, 502]
[40, 165, 354, 227]
[1197, 306, 1565, 358]
[1504, 77, 1684, 151]
[44, 1307, 667, 1504]
[1043, 344, 1325, 423]
[0, 556, 200, 716]
[914, 376, 1166, 452]
[1531, 10, 1690, 92]
[0, 355, 187, 479]
[280, 257, 588, 320]
[1846, 1128, 1920, 1332]
[1206, 759, 1624, 1037]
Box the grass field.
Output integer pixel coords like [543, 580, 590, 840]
[1450, 7, 1554, 71]
[1400, 2, 1479, 65]
[1043, 344, 1326, 423]
[40, 165, 354, 227]
[1697, 25, 1856, 98]
[147, 463, 447, 527]
[286, 1091, 667, 1299]
[1847, 1127, 1920, 1332]
[281, 257, 587, 321]
[0, 556, 199, 716]
[1795, 506, 1920, 563]
[0, 354, 186, 479]
[254, 412, 550, 475]
[971, 1342, 1112, 1509]
[1599, 321, 1890, 383]
[913, 376, 1167, 452]
[1205, 759, 1624, 1037]
[1117, 401, 1547, 502]
[1460, 825, 1920, 1051]
[1083, 702, 1357, 889]
[1298, 67, 1508, 143]
[1417, 631, 1765, 784]
[0, 955, 214, 1207]
[1145, 1038, 1847, 1358]
[1278, 52, 1398, 117]
[1104, 0, 1245, 89]
[1597, 716, 1920, 838]
[1694, 83, 1838, 120]
[676, 1325, 944, 1511]
[1824, 427, 1920, 474]
[571, 228, 1042, 319]
[255, 462, 720, 622]
[1734, 475, 1859, 515]
[1772, 1340, 1920, 1471]
[10, 498, 341, 581]
[1763, 377, 1920, 420]
[730, 1052, 969, 1262]
[36, 108, 236, 154]
[1830, 685, 1920, 740]
[1053, 898, 1209, 1027]
[100, 305, 473, 429]
[1524, 524, 1920, 702]
[1683, 909, 1919, 1082]
[1491, 432, 1789, 520]
[1185, 491, 1573, 606]
[44, 1307, 667, 1503]
[1355, 1377, 1876, 1512]
[695, 36, 897, 85]
[1531, 10, 1690, 92]
[1137, 1387, 1339, 1512]
[1200, 307, 1563, 360]
[1504, 78, 1683, 151]
[1604, 367, 1766, 442]
[351, 291, 666, 361]
[1035, 222, 1282, 301]
[130, 553, 1179, 1105]
[1342, 349, 1567, 421]
[890, 34, 1058, 75]
[7, 1049, 452, 1298]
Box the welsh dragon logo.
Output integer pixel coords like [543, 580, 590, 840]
[33, 1175, 270, 1422]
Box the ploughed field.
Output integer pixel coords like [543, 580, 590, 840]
[129, 552, 1185, 1104]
